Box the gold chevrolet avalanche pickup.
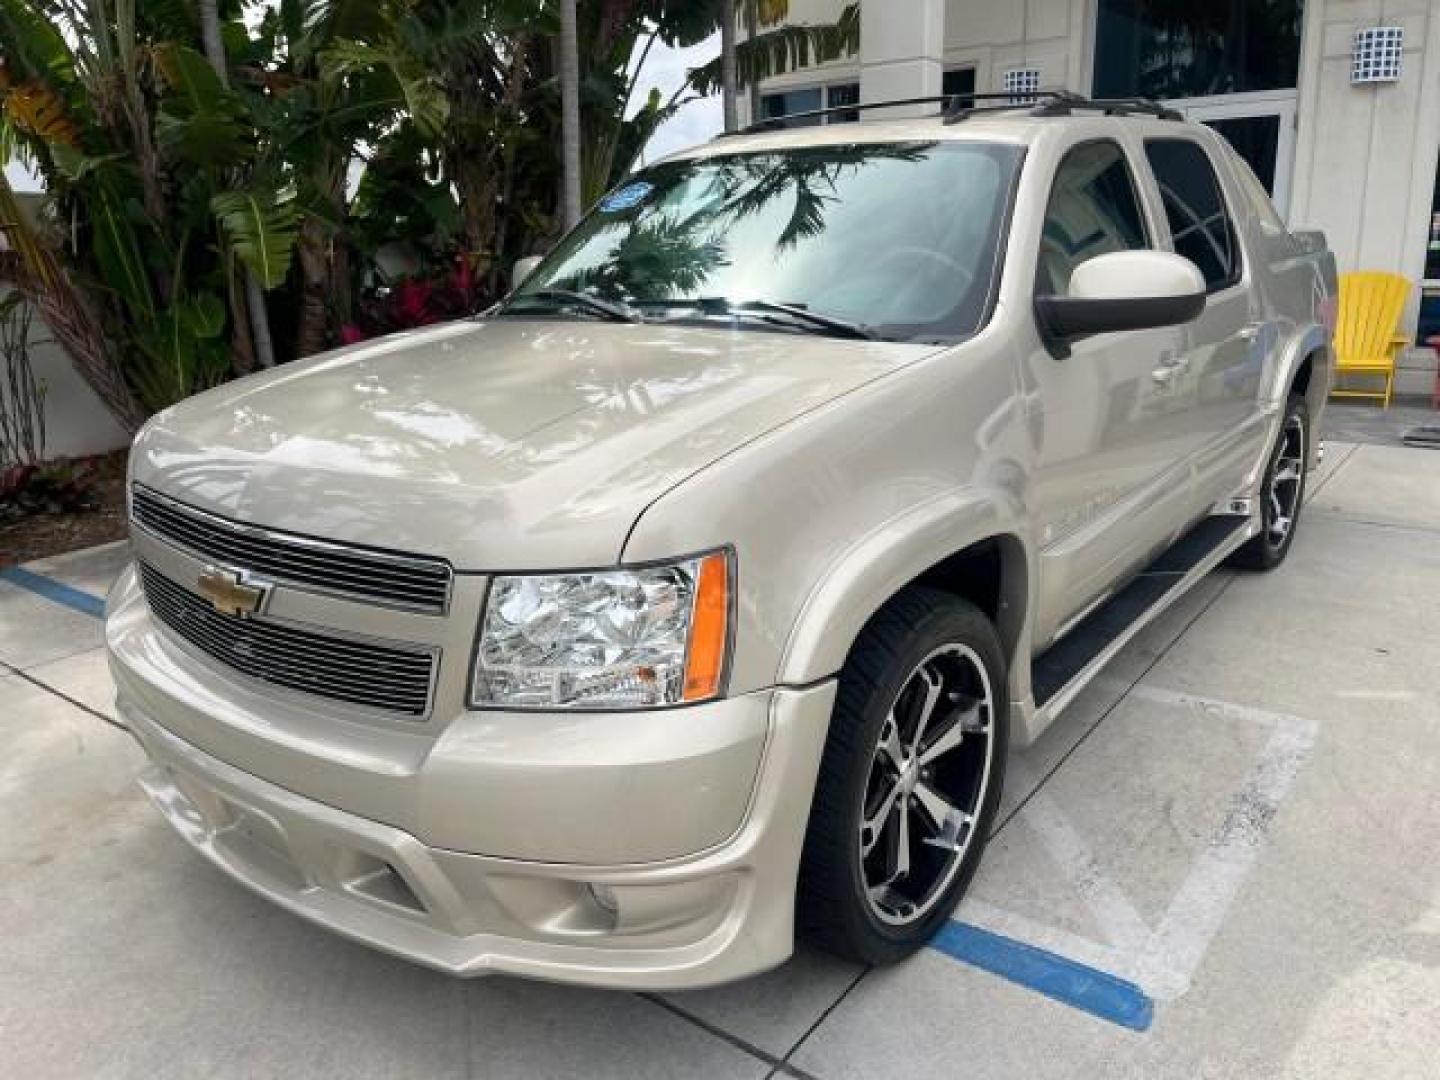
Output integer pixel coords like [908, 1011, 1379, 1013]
[106, 94, 1335, 989]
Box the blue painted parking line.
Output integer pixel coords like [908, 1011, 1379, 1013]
[930, 920, 1155, 1032]
[0, 567, 105, 619]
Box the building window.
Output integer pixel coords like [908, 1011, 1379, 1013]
[1203, 115, 1280, 194]
[1094, 0, 1305, 100]
[1144, 139, 1241, 292]
[760, 83, 860, 127]
[943, 67, 976, 110]
[1418, 157, 1440, 345]
[761, 87, 823, 127]
[827, 82, 860, 123]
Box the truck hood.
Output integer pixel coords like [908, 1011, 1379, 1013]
[131, 318, 935, 569]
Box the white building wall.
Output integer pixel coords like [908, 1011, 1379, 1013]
[940, 0, 1092, 96]
[747, 0, 1094, 123]
[1289, 0, 1440, 391]
[1291, 2, 1440, 277]
[25, 335, 131, 462]
[1, 194, 131, 465]
[859, 0, 943, 114]
[0, 289, 130, 466]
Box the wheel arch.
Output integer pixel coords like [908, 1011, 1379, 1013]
[1267, 326, 1331, 466]
[777, 491, 1030, 688]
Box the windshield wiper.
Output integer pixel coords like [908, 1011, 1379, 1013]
[637, 297, 878, 341]
[509, 289, 643, 324]
[729, 299, 879, 341]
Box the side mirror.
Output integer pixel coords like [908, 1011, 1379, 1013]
[511, 255, 544, 290]
[1035, 250, 1206, 341]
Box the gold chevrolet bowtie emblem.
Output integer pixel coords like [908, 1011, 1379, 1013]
[196, 567, 270, 618]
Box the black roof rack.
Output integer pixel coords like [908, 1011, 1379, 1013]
[720, 90, 1181, 137]
[1020, 92, 1183, 121]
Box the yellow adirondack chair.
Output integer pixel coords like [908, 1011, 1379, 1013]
[1332, 271, 1412, 407]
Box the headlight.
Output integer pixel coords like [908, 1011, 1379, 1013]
[470, 550, 731, 710]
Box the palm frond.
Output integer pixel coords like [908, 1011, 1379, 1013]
[211, 188, 300, 290]
[687, 3, 859, 96]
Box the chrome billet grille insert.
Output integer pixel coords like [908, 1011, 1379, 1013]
[139, 563, 436, 717]
[130, 486, 452, 613]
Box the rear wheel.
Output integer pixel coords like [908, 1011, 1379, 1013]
[1229, 393, 1308, 571]
[798, 588, 1007, 965]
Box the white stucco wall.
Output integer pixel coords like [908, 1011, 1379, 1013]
[941, 0, 1092, 95]
[0, 293, 130, 466]
[2, 192, 132, 465]
[1, 265, 131, 470]
[1291, 1, 1440, 284]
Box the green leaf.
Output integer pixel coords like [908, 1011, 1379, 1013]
[211, 189, 300, 290]
[687, 6, 860, 96]
[153, 44, 251, 168]
[90, 193, 155, 318]
[49, 144, 129, 182]
[184, 292, 226, 339]
[320, 39, 448, 137]
[153, 44, 233, 112]
[154, 108, 248, 167]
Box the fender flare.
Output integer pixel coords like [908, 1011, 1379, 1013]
[1266, 323, 1331, 409]
[776, 486, 1030, 686]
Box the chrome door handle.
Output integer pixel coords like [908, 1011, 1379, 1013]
[1151, 351, 1186, 383]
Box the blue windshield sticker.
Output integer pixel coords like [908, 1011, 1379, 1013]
[599, 182, 654, 213]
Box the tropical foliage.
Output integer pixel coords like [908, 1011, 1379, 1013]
[0, 0, 858, 433]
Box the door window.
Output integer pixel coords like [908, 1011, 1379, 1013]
[1144, 139, 1241, 291]
[1038, 141, 1150, 296]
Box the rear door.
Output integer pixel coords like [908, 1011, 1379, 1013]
[1141, 136, 1269, 515]
[1028, 136, 1199, 646]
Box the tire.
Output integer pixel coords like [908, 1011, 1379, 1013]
[797, 587, 1008, 966]
[1228, 393, 1309, 571]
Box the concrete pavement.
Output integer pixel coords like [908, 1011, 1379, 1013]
[3, 441, 1438, 1078]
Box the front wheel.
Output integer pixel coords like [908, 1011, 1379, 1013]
[1228, 393, 1308, 571]
[797, 588, 1007, 965]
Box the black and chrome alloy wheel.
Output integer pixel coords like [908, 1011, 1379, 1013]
[1264, 408, 1306, 552]
[799, 588, 1007, 965]
[1229, 392, 1309, 571]
[860, 643, 996, 926]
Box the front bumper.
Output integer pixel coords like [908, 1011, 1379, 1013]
[108, 566, 837, 988]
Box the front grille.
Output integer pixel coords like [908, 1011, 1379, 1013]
[131, 486, 452, 613]
[139, 563, 436, 717]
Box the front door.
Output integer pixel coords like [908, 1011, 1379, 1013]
[1173, 92, 1297, 218]
[1028, 137, 1198, 646]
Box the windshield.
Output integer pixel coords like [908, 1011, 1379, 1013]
[506, 140, 1023, 343]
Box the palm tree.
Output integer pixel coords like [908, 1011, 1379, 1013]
[745, 1, 761, 122]
[559, 0, 582, 229]
[688, 3, 859, 108]
[721, 1, 738, 132]
[196, 0, 275, 370]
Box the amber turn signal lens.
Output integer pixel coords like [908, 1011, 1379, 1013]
[682, 552, 730, 702]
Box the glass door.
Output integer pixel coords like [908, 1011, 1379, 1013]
[1172, 92, 1297, 218]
